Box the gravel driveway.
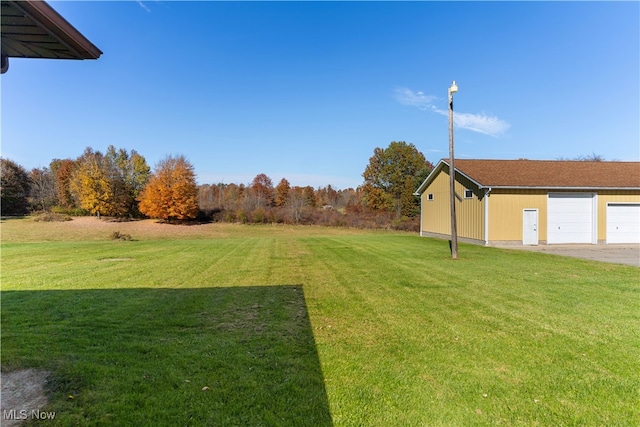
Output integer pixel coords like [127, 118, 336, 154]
[497, 244, 640, 267]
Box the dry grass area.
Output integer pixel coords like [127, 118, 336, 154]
[0, 216, 369, 243]
[0, 216, 224, 242]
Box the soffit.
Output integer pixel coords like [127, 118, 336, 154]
[1, 0, 102, 63]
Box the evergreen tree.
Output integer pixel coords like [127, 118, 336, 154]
[1, 158, 31, 215]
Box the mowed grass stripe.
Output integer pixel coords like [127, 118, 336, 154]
[2, 220, 639, 425]
[297, 234, 639, 425]
[2, 237, 305, 290]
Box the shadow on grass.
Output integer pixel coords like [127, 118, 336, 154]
[1, 286, 332, 426]
[0, 215, 26, 221]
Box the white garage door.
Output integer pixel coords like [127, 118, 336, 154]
[607, 204, 640, 244]
[547, 193, 595, 244]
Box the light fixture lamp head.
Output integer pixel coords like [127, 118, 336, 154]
[449, 80, 458, 94]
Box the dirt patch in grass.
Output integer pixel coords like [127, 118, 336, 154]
[0, 369, 49, 426]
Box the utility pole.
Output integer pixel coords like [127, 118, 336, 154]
[448, 81, 459, 259]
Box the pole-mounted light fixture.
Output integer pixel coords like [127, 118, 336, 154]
[448, 81, 459, 259]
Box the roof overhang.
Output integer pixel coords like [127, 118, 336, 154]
[414, 159, 483, 195]
[1, 0, 102, 73]
[481, 186, 640, 191]
[414, 159, 640, 195]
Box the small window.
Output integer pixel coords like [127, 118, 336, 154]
[464, 189, 473, 199]
[427, 193, 434, 201]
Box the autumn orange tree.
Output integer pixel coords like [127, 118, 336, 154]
[274, 178, 290, 207]
[249, 173, 274, 209]
[50, 158, 77, 209]
[138, 155, 199, 221]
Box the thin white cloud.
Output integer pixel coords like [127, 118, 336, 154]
[394, 87, 437, 110]
[137, 1, 151, 12]
[395, 87, 510, 137]
[452, 111, 510, 137]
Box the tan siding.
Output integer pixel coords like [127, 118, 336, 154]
[420, 165, 640, 245]
[596, 191, 640, 241]
[421, 171, 451, 235]
[456, 174, 484, 241]
[421, 168, 484, 241]
[488, 190, 548, 242]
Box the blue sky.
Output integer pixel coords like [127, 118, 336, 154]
[2, 1, 638, 189]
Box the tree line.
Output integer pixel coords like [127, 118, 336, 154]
[1, 141, 433, 230]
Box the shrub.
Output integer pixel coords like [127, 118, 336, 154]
[391, 216, 420, 232]
[52, 206, 90, 216]
[196, 209, 220, 223]
[33, 212, 72, 222]
[268, 209, 284, 224]
[252, 208, 267, 224]
[104, 217, 138, 223]
[223, 211, 236, 223]
[111, 231, 133, 241]
[237, 209, 248, 224]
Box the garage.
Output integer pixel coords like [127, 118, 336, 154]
[606, 203, 640, 244]
[417, 160, 640, 246]
[547, 193, 595, 244]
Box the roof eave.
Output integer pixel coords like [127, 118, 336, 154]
[482, 186, 640, 191]
[414, 160, 445, 195]
[414, 159, 485, 195]
[5, 0, 102, 60]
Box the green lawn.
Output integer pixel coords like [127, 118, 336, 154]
[1, 218, 639, 426]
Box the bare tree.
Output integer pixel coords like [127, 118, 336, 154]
[249, 173, 274, 209]
[29, 167, 57, 211]
[288, 187, 309, 224]
[557, 153, 605, 162]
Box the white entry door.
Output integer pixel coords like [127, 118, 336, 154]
[523, 209, 538, 245]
